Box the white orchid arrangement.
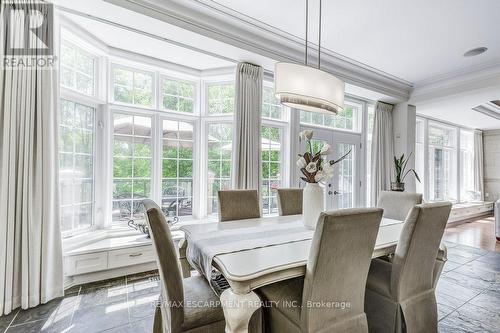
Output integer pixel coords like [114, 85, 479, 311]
[297, 130, 351, 183]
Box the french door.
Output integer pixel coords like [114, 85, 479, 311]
[299, 126, 362, 210]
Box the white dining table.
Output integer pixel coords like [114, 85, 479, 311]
[181, 214, 404, 333]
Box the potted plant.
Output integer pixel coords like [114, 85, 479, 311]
[392, 153, 421, 192]
[297, 130, 351, 229]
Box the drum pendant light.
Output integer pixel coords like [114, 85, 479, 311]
[274, 0, 345, 114]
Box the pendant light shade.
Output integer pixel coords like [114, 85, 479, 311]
[275, 62, 345, 114]
[274, 0, 345, 114]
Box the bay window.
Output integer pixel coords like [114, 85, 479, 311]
[416, 117, 477, 203]
[262, 86, 285, 120]
[112, 114, 152, 222]
[61, 40, 96, 96]
[428, 123, 457, 202]
[112, 66, 154, 107]
[207, 123, 233, 214]
[366, 104, 375, 205]
[460, 130, 475, 201]
[59, 25, 371, 237]
[162, 120, 195, 217]
[161, 77, 196, 113]
[58, 100, 95, 234]
[207, 83, 235, 115]
[415, 118, 425, 195]
[261, 126, 283, 215]
[300, 101, 361, 132]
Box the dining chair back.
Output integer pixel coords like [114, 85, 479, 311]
[377, 191, 422, 221]
[218, 189, 261, 222]
[301, 208, 383, 332]
[276, 188, 303, 216]
[365, 202, 452, 333]
[143, 199, 185, 331]
[391, 202, 451, 299]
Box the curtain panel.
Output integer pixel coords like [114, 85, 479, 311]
[370, 102, 395, 205]
[474, 131, 485, 201]
[232, 62, 263, 191]
[0, 1, 63, 315]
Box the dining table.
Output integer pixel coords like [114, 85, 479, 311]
[180, 214, 404, 333]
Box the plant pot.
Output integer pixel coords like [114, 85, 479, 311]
[391, 182, 405, 192]
[302, 183, 325, 230]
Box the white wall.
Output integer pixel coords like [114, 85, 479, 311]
[484, 130, 500, 202]
[393, 103, 417, 192]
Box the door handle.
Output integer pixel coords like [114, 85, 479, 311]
[333, 191, 341, 195]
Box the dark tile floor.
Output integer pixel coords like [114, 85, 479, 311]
[1, 242, 499, 333]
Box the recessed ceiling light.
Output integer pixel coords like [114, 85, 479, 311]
[463, 47, 488, 57]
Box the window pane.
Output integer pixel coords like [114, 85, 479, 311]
[415, 118, 425, 195]
[366, 104, 375, 205]
[428, 122, 457, 202]
[262, 86, 284, 120]
[208, 83, 235, 115]
[161, 78, 195, 113]
[300, 101, 360, 132]
[460, 130, 475, 202]
[261, 125, 282, 215]
[112, 113, 152, 223]
[207, 123, 233, 213]
[113, 67, 154, 107]
[161, 120, 195, 217]
[60, 40, 95, 96]
[58, 100, 95, 234]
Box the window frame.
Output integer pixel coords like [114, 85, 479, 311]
[159, 75, 199, 116]
[60, 38, 99, 98]
[58, 98, 97, 237]
[416, 116, 477, 203]
[205, 81, 236, 116]
[202, 119, 234, 217]
[159, 115, 200, 220]
[110, 63, 156, 110]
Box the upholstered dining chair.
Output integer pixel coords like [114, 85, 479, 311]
[218, 189, 261, 222]
[258, 208, 383, 333]
[364, 202, 452, 333]
[376, 190, 448, 288]
[142, 199, 226, 333]
[276, 188, 303, 216]
[377, 191, 423, 221]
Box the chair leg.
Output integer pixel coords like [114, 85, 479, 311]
[153, 305, 163, 333]
[178, 238, 192, 278]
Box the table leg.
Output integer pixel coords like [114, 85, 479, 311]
[220, 289, 261, 333]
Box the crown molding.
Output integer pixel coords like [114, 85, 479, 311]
[473, 104, 500, 121]
[411, 60, 500, 103]
[103, 0, 412, 101]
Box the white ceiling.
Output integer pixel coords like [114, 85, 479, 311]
[53, 0, 279, 71]
[54, 0, 500, 129]
[210, 0, 500, 83]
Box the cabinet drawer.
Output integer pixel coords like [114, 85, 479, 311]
[108, 246, 155, 269]
[65, 252, 108, 276]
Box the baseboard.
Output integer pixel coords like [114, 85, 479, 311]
[447, 211, 493, 226]
[64, 262, 158, 290]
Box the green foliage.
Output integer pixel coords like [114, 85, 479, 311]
[393, 153, 421, 184]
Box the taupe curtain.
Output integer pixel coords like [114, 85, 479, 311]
[370, 101, 394, 205]
[232, 62, 263, 190]
[474, 130, 484, 201]
[0, 1, 63, 315]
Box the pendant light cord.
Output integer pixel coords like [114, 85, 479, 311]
[318, 0, 322, 69]
[305, 0, 308, 66]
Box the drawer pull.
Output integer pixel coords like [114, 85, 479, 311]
[129, 253, 143, 258]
